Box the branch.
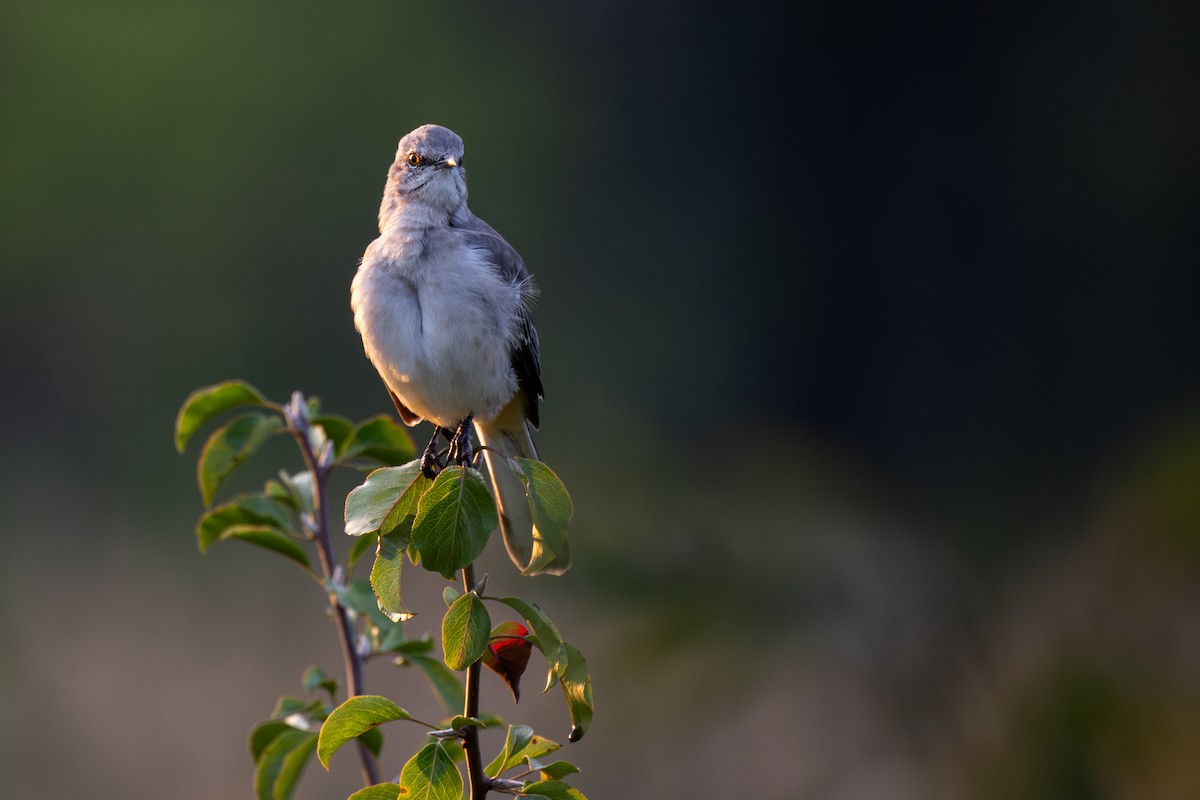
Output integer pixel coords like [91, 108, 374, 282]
[460, 562, 489, 799]
[285, 393, 381, 787]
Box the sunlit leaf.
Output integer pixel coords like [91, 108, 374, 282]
[198, 413, 284, 505]
[558, 643, 593, 742]
[441, 592, 491, 671]
[254, 728, 316, 800]
[412, 467, 497, 579]
[520, 779, 586, 800]
[317, 695, 414, 769]
[371, 527, 414, 622]
[484, 724, 560, 778]
[345, 462, 424, 536]
[511, 459, 573, 576]
[399, 739, 462, 800]
[348, 783, 402, 800]
[175, 379, 269, 452]
[527, 759, 581, 781]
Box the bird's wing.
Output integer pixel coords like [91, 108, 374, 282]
[451, 211, 544, 428]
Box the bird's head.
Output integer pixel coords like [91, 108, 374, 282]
[385, 124, 468, 215]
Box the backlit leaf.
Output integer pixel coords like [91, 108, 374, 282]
[558, 643, 593, 742]
[371, 527, 414, 622]
[348, 784, 402, 800]
[399, 740, 462, 800]
[441, 592, 491, 671]
[317, 695, 414, 769]
[345, 462, 424, 536]
[512, 459, 573, 576]
[412, 467, 497, 579]
[520, 780, 586, 800]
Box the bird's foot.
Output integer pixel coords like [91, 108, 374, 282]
[447, 415, 474, 467]
[421, 427, 445, 479]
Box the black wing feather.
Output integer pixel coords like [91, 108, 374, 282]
[450, 210, 544, 427]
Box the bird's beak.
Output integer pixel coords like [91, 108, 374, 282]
[442, 156, 459, 168]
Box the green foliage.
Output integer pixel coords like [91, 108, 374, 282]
[412, 466, 498, 579]
[442, 592, 491, 671]
[175, 379, 270, 452]
[318, 696, 415, 770]
[511, 458, 573, 576]
[177, 380, 591, 800]
[400, 740, 462, 800]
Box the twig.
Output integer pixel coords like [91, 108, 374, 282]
[461, 562, 489, 799]
[286, 393, 381, 787]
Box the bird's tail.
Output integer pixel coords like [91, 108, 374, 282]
[475, 410, 571, 576]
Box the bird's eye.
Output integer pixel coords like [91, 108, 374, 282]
[406, 152, 423, 167]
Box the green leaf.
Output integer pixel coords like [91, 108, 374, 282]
[175, 379, 269, 452]
[485, 724, 532, 777]
[217, 526, 312, 570]
[559, 643, 594, 742]
[442, 592, 491, 671]
[512, 459, 574, 576]
[449, 715, 486, 729]
[520, 780, 586, 800]
[254, 728, 317, 800]
[442, 586, 461, 607]
[301, 666, 339, 698]
[248, 720, 293, 761]
[345, 462, 425, 536]
[271, 695, 323, 719]
[343, 415, 417, 465]
[399, 653, 464, 715]
[383, 472, 434, 536]
[317, 695, 414, 769]
[399, 740, 462, 800]
[485, 724, 561, 778]
[371, 527, 414, 622]
[348, 784, 402, 800]
[527, 760, 581, 781]
[275, 470, 314, 515]
[312, 414, 355, 457]
[196, 494, 297, 552]
[198, 413, 284, 505]
[492, 597, 567, 679]
[411, 466, 498, 579]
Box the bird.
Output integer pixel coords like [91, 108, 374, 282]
[351, 124, 564, 573]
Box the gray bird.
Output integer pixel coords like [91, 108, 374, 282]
[351, 124, 565, 573]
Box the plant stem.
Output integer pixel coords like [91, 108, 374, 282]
[291, 420, 381, 787]
[461, 563, 488, 799]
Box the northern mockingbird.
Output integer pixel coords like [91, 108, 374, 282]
[351, 124, 559, 572]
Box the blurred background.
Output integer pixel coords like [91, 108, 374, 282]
[2, 1, 1199, 798]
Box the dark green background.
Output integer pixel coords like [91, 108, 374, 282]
[3, 2, 1199, 798]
